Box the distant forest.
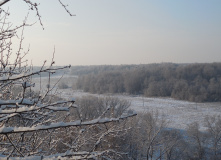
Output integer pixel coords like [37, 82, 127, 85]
[71, 63, 221, 102]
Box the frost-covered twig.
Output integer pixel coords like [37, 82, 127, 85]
[0, 113, 136, 134]
[0, 65, 71, 82]
[58, 0, 76, 17]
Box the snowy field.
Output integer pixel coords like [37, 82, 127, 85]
[32, 76, 221, 131]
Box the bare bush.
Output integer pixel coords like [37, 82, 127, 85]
[204, 115, 221, 160]
[125, 111, 184, 160]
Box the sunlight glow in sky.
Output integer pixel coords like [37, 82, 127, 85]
[3, 0, 221, 66]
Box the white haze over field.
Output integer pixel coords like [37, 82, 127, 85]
[32, 76, 221, 131]
[59, 89, 221, 131]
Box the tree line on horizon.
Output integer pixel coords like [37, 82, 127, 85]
[72, 63, 221, 102]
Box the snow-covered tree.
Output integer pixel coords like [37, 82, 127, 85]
[0, 1, 136, 159]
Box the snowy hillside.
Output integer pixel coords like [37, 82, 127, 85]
[32, 76, 221, 131]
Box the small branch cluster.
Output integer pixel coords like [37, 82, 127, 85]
[0, 0, 75, 29]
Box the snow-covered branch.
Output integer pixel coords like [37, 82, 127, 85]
[0, 149, 125, 159]
[0, 112, 136, 134]
[0, 65, 71, 82]
[0, 99, 75, 114]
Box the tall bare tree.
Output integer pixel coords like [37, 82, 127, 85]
[204, 115, 221, 160]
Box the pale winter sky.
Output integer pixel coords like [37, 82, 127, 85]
[3, 0, 221, 66]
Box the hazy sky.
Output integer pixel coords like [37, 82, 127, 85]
[3, 0, 221, 66]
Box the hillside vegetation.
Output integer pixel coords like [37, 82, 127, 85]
[71, 63, 221, 102]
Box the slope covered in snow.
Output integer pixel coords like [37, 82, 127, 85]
[32, 76, 221, 131]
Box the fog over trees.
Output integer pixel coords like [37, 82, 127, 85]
[73, 63, 221, 102]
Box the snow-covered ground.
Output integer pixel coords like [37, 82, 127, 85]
[32, 76, 221, 131]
